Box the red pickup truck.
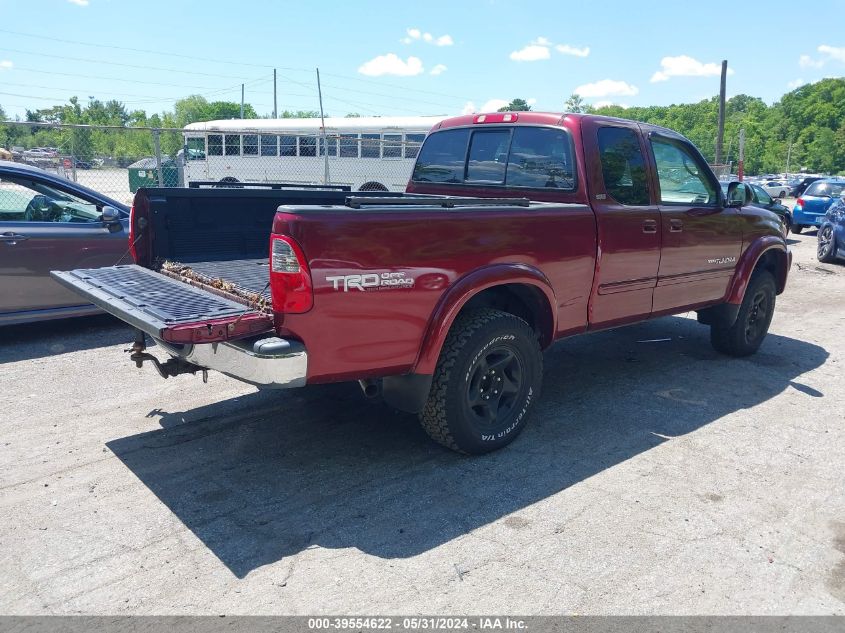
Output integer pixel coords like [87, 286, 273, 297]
[53, 112, 791, 454]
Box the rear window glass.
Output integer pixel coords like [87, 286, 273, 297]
[412, 126, 575, 189]
[466, 130, 510, 183]
[805, 181, 845, 197]
[412, 128, 470, 184]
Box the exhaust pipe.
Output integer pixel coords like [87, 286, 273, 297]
[358, 378, 381, 399]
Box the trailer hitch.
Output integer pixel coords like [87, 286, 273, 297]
[126, 330, 208, 383]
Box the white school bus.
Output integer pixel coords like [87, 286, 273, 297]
[182, 116, 443, 191]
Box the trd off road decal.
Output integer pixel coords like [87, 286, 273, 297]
[326, 271, 414, 292]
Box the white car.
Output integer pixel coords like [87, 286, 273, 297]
[761, 180, 791, 198]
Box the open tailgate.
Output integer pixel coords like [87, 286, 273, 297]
[51, 264, 273, 344]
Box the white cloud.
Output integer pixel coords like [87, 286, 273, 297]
[650, 55, 733, 82]
[574, 79, 639, 98]
[510, 44, 551, 62]
[787, 78, 806, 89]
[799, 54, 824, 69]
[818, 44, 845, 63]
[461, 99, 512, 114]
[800, 45, 845, 68]
[402, 27, 453, 47]
[555, 44, 590, 57]
[526, 98, 537, 106]
[481, 98, 510, 112]
[510, 37, 589, 61]
[0, 60, 12, 70]
[358, 54, 424, 77]
[67, 0, 89, 5]
[430, 64, 447, 76]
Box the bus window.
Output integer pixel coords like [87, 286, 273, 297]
[208, 134, 223, 157]
[243, 134, 259, 156]
[299, 136, 316, 157]
[260, 135, 278, 157]
[186, 137, 206, 160]
[383, 134, 402, 159]
[405, 133, 425, 159]
[339, 134, 358, 158]
[361, 134, 380, 158]
[320, 135, 338, 157]
[280, 136, 296, 157]
[225, 134, 240, 156]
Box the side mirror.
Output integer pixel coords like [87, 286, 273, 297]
[726, 182, 753, 208]
[101, 206, 123, 232]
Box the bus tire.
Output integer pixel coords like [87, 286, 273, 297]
[216, 177, 242, 188]
[359, 181, 388, 192]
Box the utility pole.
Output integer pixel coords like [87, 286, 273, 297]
[316, 67, 329, 185]
[273, 69, 278, 119]
[715, 60, 728, 165]
[240, 84, 244, 119]
[738, 128, 745, 182]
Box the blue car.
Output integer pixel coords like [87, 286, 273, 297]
[793, 179, 845, 233]
[817, 195, 845, 263]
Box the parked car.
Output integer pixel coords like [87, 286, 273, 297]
[0, 161, 130, 326]
[792, 179, 845, 233]
[722, 181, 792, 235]
[817, 193, 845, 263]
[760, 180, 791, 198]
[790, 176, 823, 197]
[53, 113, 790, 454]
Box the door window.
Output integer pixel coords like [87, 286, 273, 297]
[0, 178, 101, 223]
[597, 127, 650, 206]
[650, 137, 718, 205]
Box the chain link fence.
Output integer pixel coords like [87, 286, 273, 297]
[0, 121, 427, 204]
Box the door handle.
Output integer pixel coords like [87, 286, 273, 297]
[642, 220, 657, 234]
[669, 219, 683, 233]
[0, 232, 30, 244]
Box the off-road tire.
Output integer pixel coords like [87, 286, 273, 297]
[419, 308, 542, 454]
[710, 271, 776, 357]
[817, 225, 837, 263]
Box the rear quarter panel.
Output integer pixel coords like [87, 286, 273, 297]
[273, 206, 596, 382]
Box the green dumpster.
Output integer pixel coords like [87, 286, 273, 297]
[128, 157, 179, 193]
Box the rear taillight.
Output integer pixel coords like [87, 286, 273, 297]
[128, 195, 151, 266]
[795, 197, 804, 210]
[269, 235, 312, 313]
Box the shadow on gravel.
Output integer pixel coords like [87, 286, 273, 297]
[0, 314, 132, 364]
[107, 316, 828, 578]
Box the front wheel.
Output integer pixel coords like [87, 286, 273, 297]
[710, 271, 776, 357]
[419, 309, 542, 454]
[818, 225, 837, 263]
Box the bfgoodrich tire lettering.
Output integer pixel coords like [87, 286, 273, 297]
[710, 271, 776, 357]
[419, 308, 542, 454]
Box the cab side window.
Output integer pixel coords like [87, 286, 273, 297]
[597, 127, 650, 206]
[0, 178, 100, 223]
[650, 137, 718, 205]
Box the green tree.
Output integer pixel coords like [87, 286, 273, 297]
[498, 98, 532, 112]
[564, 94, 591, 114]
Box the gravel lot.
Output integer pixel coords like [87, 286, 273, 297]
[0, 231, 843, 615]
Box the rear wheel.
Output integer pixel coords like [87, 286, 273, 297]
[710, 271, 776, 357]
[818, 225, 837, 263]
[419, 309, 542, 454]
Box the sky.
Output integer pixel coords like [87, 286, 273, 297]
[1, 0, 844, 122]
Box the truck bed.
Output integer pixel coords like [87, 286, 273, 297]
[159, 258, 271, 307]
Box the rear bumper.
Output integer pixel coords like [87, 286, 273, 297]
[158, 335, 307, 389]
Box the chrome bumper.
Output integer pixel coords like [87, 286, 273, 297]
[158, 335, 307, 389]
